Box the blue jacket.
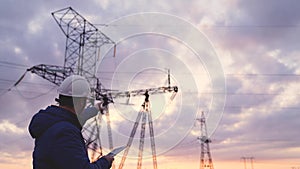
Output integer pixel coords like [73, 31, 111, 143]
[29, 105, 111, 169]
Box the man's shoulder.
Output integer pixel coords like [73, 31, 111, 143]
[47, 121, 81, 138]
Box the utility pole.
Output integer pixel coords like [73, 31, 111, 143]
[198, 111, 214, 169]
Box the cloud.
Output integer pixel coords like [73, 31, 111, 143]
[0, 119, 33, 164]
[0, 120, 25, 134]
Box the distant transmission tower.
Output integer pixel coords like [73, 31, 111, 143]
[241, 157, 254, 169]
[197, 111, 214, 169]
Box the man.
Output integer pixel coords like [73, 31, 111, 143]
[29, 75, 114, 169]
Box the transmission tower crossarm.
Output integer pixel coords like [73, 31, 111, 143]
[95, 69, 178, 107]
[94, 85, 178, 107]
[109, 86, 178, 101]
[28, 64, 73, 85]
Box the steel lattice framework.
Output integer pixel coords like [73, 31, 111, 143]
[26, 7, 116, 160]
[28, 7, 116, 98]
[198, 112, 214, 169]
[52, 7, 116, 89]
[118, 91, 158, 169]
[85, 69, 178, 164]
[24, 7, 180, 169]
[27, 64, 73, 85]
[114, 83, 178, 169]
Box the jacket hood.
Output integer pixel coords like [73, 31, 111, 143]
[28, 105, 82, 138]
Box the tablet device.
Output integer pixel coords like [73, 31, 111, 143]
[107, 145, 127, 157]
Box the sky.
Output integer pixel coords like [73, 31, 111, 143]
[1, 0, 300, 169]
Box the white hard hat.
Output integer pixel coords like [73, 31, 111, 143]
[57, 75, 91, 98]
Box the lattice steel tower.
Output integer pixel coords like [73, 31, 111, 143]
[198, 111, 214, 169]
[24, 7, 116, 160]
[20, 7, 180, 167]
[28, 7, 116, 99]
[241, 156, 254, 169]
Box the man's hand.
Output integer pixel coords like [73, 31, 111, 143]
[103, 155, 114, 164]
[95, 101, 108, 114]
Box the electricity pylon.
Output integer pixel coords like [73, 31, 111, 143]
[118, 91, 157, 169]
[241, 156, 254, 169]
[19, 7, 116, 160]
[84, 69, 178, 164]
[17, 7, 179, 168]
[28, 7, 116, 96]
[198, 111, 214, 169]
[117, 85, 178, 169]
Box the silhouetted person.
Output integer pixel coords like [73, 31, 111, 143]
[29, 75, 114, 169]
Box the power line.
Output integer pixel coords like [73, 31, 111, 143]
[226, 73, 300, 77]
[0, 64, 27, 70]
[56, 63, 300, 77]
[0, 78, 56, 87]
[197, 106, 300, 110]
[0, 86, 57, 100]
[0, 60, 29, 67]
[0, 78, 55, 85]
[1, 60, 300, 78]
[97, 71, 300, 76]
[97, 23, 300, 28]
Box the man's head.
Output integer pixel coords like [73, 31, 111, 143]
[56, 75, 91, 114]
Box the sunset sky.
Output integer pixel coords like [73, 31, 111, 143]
[1, 0, 300, 169]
